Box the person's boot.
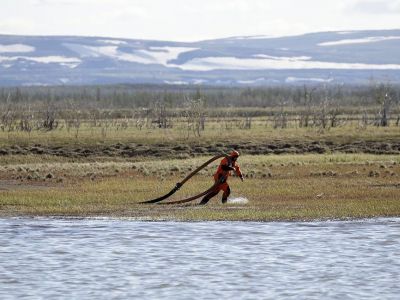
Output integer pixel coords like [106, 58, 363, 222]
[221, 186, 230, 204]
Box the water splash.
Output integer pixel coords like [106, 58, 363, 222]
[227, 197, 249, 204]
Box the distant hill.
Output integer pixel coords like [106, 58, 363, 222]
[1, 29, 400, 86]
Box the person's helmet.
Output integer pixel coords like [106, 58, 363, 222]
[230, 150, 240, 158]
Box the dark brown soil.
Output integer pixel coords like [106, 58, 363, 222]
[1, 139, 400, 159]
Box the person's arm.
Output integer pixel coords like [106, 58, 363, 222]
[235, 164, 244, 181]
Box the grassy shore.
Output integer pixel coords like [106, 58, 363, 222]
[1, 153, 399, 221]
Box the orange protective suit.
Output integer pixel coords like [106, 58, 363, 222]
[200, 152, 243, 205]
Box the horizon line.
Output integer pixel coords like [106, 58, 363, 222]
[1, 28, 400, 43]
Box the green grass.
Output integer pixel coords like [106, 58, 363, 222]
[1, 154, 399, 220]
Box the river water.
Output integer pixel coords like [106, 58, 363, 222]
[0, 218, 399, 299]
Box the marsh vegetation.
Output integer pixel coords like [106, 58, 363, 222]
[0, 84, 399, 220]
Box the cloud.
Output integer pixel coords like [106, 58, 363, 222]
[29, 0, 143, 5]
[348, 0, 400, 14]
[3, 0, 400, 41]
[0, 18, 37, 34]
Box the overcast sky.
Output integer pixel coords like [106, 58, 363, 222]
[1, 0, 400, 41]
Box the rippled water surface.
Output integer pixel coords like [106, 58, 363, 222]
[1, 218, 399, 299]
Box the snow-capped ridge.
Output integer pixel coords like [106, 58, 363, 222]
[1, 29, 400, 86]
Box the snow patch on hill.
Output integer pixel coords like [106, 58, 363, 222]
[286, 77, 333, 83]
[237, 77, 265, 84]
[97, 39, 127, 45]
[65, 43, 197, 66]
[146, 46, 198, 65]
[253, 54, 312, 61]
[164, 80, 188, 85]
[0, 55, 81, 68]
[318, 36, 400, 46]
[0, 44, 35, 53]
[176, 56, 400, 71]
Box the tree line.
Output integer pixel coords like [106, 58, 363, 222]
[1, 83, 399, 109]
[0, 83, 399, 138]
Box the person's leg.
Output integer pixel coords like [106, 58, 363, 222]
[199, 189, 219, 205]
[221, 184, 231, 204]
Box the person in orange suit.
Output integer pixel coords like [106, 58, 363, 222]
[199, 150, 244, 205]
